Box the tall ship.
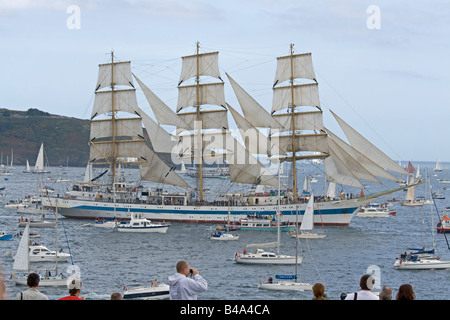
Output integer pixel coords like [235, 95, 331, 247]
[43, 44, 410, 226]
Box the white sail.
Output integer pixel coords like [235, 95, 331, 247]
[326, 182, 336, 200]
[327, 129, 401, 183]
[92, 89, 139, 118]
[405, 176, 416, 202]
[272, 83, 320, 113]
[13, 223, 30, 271]
[226, 73, 281, 128]
[300, 195, 314, 232]
[133, 73, 189, 128]
[206, 131, 280, 187]
[178, 109, 228, 130]
[83, 163, 93, 183]
[139, 147, 189, 189]
[177, 83, 226, 112]
[179, 51, 221, 84]
[246, 242, 279, 248]
[34, 143, 45, 172]
[96, 61, 134, 91]
[227, 103, 285, 157]
[273, 52, 316, 86]
[331, 111, 407, 176]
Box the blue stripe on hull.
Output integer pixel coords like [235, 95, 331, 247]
[54, 201, 359, 226]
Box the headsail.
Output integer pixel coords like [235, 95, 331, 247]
[13, 223, 30, 271]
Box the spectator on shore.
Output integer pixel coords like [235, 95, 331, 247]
[396, 284, 415, 300]
[168, 260, 207, 300]
[59, 278, 85, 300]
[379, 286, 393, 300]
[16, 273, 48, 300]
[344, 274, 379, 300]
[312, 283, 329, 300]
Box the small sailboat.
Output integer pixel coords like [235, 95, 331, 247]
[400, 176, 425, 206]
[23, 160, 32, 173]
[291, 194, 326, 239]
[32, 143, 51, 174]
[210, 200, 239, 240]
[434, 160, 443, 172]
[234, 163, 301, 264]
[11, 223, 67, 286]
[394, 179, 450, 270]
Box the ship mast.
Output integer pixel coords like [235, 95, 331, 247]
[110, 51, 117, 186]
[195, 42, 204, 201]
[289, 44, 298, 203]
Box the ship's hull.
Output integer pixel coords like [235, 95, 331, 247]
[43, 197, 367, 226]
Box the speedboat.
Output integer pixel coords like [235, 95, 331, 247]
[116, 213, 169, 233]
[93, 218, 117, 229]
[0, 231, 13, 240]
[209, 231, 239, 241]
[123, 284, 170, 300]
[357, 203, 396, 217]
[437, 215, 450, 233]
[26, 244, 71, 263]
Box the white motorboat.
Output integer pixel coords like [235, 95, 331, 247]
[123, 284, 170, 300]
[27, 244, 71, 263]
[116, 213, 169, 233]
[93, 218, 117, 229]
[209, 231, 239, 241]
[18, 218, 55, 228]
[357, 204, 396, 218]
[258, 275, 312, 291]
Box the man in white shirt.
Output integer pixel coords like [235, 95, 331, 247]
[168, 260, 207, 300]
[345, 274, 379, 300]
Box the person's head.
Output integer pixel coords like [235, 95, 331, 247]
[312, 283, 325, 299]
[27, 273, 40, 288]
[396, 284, 415, 300]
[359, 274, 375, 291]
[110, 292, 122, 300]
[379, 286, 393, 300]
[176, 260, 191, 276]
[67, 278, 82, 296]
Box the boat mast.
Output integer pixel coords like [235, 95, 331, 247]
[195, 42, 204, 202]
[110, 51, 117, 187]
[290, 44, 298, 203]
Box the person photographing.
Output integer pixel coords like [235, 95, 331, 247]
[168, 260, 207, 300]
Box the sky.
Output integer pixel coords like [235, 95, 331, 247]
[1, 0, 450, 163]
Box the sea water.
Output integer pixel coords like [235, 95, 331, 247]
[0, 162, 449, 300]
